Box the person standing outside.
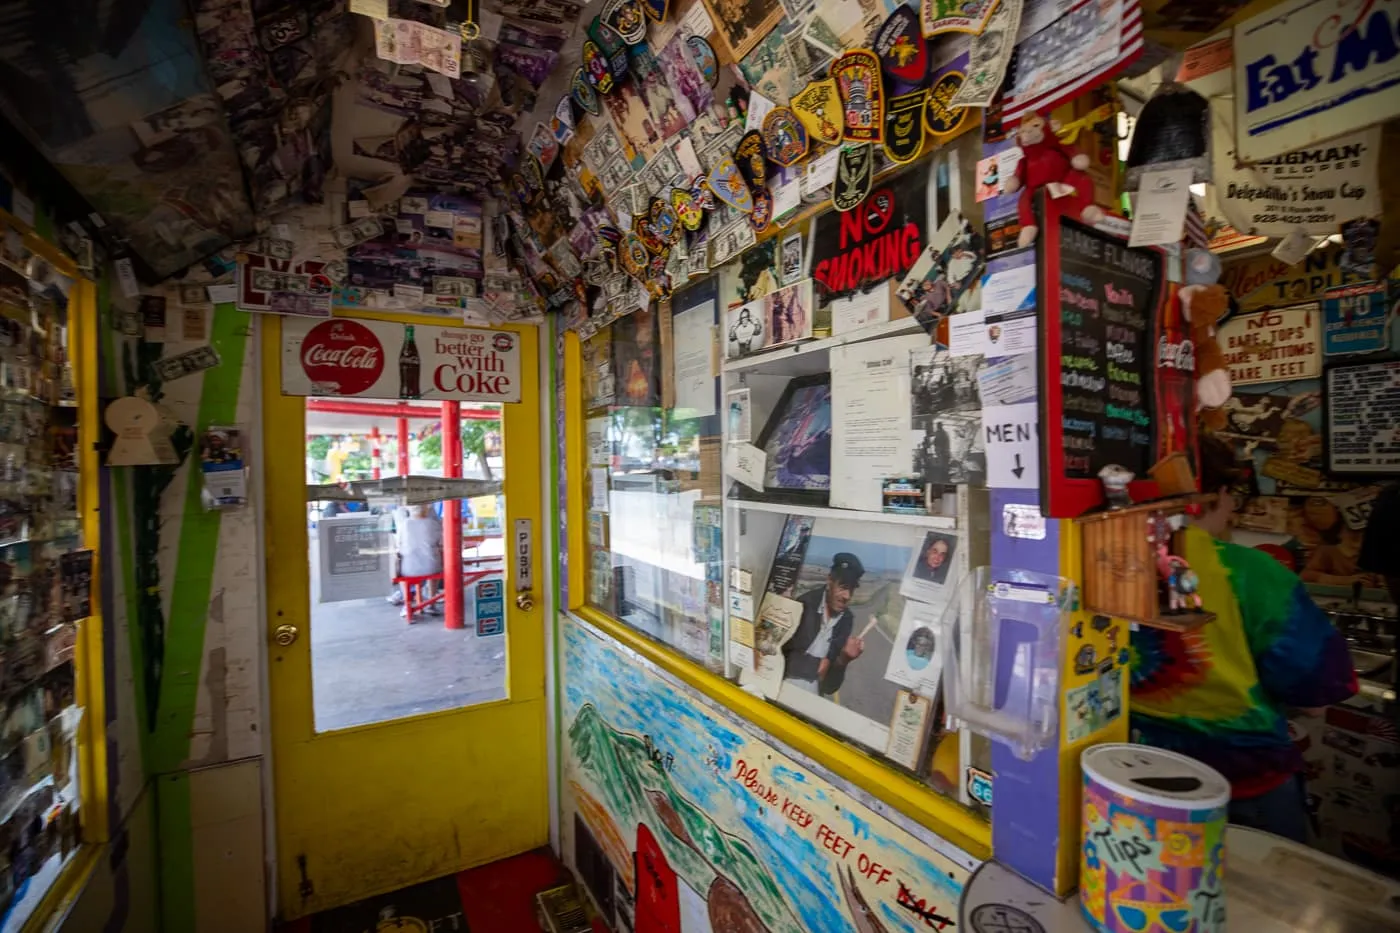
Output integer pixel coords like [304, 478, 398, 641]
[783, 554, 866, 696]
[396, 504, 444, 616]
[1130, 435, 1356, 842]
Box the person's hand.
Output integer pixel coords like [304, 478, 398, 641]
[817, 658, 830, 678]
[842, 636, 864, 660]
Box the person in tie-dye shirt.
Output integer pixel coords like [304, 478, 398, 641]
[1131, 435, 1356, 842]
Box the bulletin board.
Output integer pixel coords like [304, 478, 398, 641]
[1036, 195, 1180, 518]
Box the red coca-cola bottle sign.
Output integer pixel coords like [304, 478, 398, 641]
[300, 320, 384, 395]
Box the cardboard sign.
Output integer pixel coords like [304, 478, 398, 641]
[1233, 0, 1400, 162]
[1218, 304, 1321, 385]
[983, 402, 1040, 489]
[1213, 121, 1381, 237]
[281, 318, 522, 402]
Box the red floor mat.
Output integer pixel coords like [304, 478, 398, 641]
[280, 848, 606, 933]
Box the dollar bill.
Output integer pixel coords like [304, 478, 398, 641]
[948, 0, 1022, 109]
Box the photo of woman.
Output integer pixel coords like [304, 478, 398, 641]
[911, 532, 956, 585]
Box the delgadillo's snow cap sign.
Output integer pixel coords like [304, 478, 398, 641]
[282, 318, 522, 402]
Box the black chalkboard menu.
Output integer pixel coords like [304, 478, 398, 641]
[1039, 202, 1168, 517]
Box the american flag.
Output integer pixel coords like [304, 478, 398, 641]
[999, 0, 1144, 123]
[1184, 198, 1208, 250]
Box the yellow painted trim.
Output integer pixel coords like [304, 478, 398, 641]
[563, 331, 585, 611]
[265, 315, 549, 918]
[571, 605, 992, 860]
[71, 277, 109, 845]
[1053, 520, 1130, 895]
[22, 845, 101, 933]
[0, 209, 79, 279]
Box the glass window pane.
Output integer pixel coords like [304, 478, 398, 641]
[583, 293, 726, 671]
[305, 399, 506, 731]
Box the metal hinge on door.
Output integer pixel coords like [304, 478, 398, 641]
[297, 854, 315, 900]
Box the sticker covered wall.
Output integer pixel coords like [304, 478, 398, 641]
[562, 618, 972, 933]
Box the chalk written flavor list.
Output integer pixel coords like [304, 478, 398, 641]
[1056, 223, 1160, 480]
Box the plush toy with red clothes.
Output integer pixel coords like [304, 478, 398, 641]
[1179, 248, 1234, 431]
[1002, 112, 1105, 247]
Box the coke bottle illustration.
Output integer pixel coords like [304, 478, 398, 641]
[399, 325, 421, 399]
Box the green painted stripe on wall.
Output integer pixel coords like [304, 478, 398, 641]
[149, 302, 250, 775]
[156, 770, 196, 933]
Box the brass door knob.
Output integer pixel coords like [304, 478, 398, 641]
[274, 623, 299, 646]
[515, 593, 534, 611]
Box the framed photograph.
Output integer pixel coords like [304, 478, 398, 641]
[700, 0, 784, 62]
[902, 529, 959, 598]
[766, 278, 813, 348]
[740, 516, 923, 755]
[612, 305, 661, 407]
[780, 232, 804, 284]
[745, 373, 833, 504]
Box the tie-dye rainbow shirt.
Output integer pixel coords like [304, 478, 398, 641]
[1130, 525, 1356, 797]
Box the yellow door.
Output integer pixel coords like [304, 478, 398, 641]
[262, 314, 547, 920]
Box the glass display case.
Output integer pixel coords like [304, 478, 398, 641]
[0, 214, 93, 925]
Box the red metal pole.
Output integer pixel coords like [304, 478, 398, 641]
[442, 401, 464, 630]
[370, 427, 382, 480]
[396, 417, 409, 476]
[305, 398, 499, 420]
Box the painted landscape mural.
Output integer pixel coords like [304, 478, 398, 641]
[562, 619, 973, 933]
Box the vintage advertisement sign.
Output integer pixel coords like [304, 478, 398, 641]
[282, 318, 522, 402]
[1213, 117, 1381, 236]
[1233, 0, 1400, 162]
[1219, 304, 1321, 386]
[1326, 359, 1400, 474]
[1323, 281, 1391, 356]
[1219, 243, 1378, 312]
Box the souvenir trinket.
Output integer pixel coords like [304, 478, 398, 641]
[649, 198, 683, 246]
[603, 0, 647, 45]
[735, 131, 768, 189]
[762, 108, 809, 167]
[582, 41, 614, 95]
[884, 89, 927, 164]
[707, 155, 754, 213]
[832, 50, 884, 143]
[832, 144, 874, 212]
[791, 79, 844, 146]
[873, 5, 928, 88]
[671, 188, 704, 231]
[621, 233, 650, 280]
[687, 36, 719, 87]
[925, 70, 969, 137]
[571, 66, 602, 115]
[748, 186, 774, 233]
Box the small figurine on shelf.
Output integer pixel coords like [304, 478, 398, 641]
[1099, 463, 1135, 509]
[1155, 543, 1203, 613]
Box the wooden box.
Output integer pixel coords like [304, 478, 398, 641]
[1076, 497, 1215, 633]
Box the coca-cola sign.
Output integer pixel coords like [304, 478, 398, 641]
[299, 320, 385, 395]
[282, 318, 523, 403]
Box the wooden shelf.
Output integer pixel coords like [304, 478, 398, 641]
[1113, 610, 1217, 633]
[722, 316, 927, 375]
[726, 497, 959, 528]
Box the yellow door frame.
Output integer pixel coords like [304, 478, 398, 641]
[262, 311, 547, 920]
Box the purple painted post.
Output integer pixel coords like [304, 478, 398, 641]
[989, 486, 1064, 893]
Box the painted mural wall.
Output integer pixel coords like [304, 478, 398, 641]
[561, 617, 975, 933]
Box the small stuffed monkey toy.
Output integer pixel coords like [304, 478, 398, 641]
[1179, 283, 1232, 429]
[1002, 112, 1105, 247]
